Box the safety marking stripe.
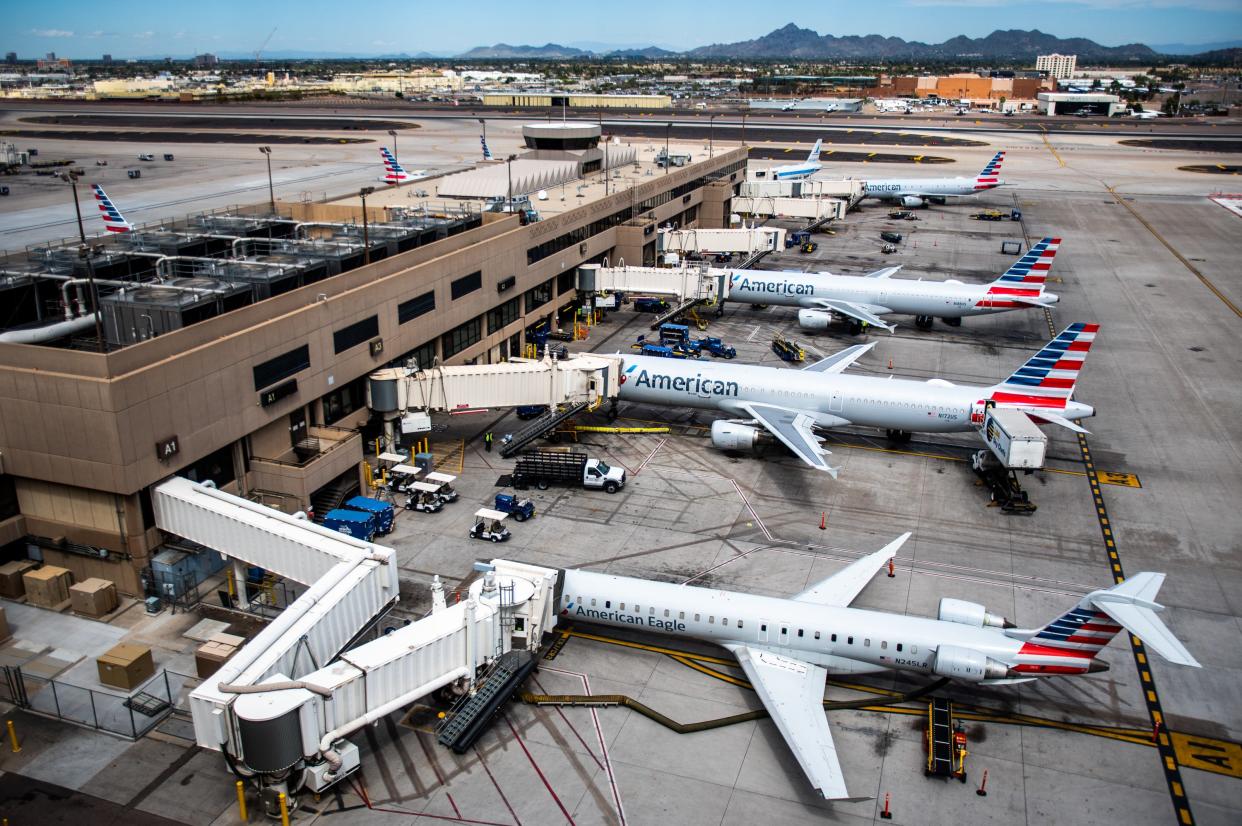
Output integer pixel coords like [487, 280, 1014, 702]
[1078, 432, 1196, 824]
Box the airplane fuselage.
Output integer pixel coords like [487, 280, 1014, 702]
[727, 269, 1049, 318]
[862, 177, 999, 200]
[560, 569, 1077, 678]
[614, 354, 1093, 432]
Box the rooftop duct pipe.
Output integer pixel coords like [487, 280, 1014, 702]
[0, 313, 101, 344]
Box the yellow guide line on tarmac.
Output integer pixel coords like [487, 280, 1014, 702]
[1039, 125, 1067, 167]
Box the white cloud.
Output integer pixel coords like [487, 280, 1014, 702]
[30, 28, 75, 38]
[132, 31, 156, 40]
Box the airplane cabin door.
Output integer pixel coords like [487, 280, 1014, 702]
[829, 390, 844, 413]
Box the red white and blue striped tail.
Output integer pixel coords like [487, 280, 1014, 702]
[990, 236, 1060, 286]
[91, 184, 133, 233]
[1013, 605, 1122, 675]
[481, 136, 493, 160]
[990, 322, 1098, 409]
[380, 146, 410, 184]
[974, 150, 1005, 189]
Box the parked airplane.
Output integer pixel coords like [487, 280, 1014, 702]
[861, 151, 1005, 207]
[379, 147, 426, 185]
[769, 138, 824, 180]
[608, 322, 1098, 476]
[481, 135, 494, 160]
[549, 537, 1199, 799]
[91, 184, 133, 233]
[1131, 111, 1163, 120]
[727, 236, 1060, 333]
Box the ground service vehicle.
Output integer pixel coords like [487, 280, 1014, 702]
[343, 496, 395, 535]
[979, 407, 1047, 469]
[659, 323, 693, 346]
[405, 481, 445, 513]
[385, 463, 421, 493]
[424, 472, 460, 503]
[516, 405, 549, 420]
[494, 493, 535, 522]
[634, 297, 669, 313]
[512, 450, 626, 493]
[880, 231, 904, 243]
[785, 230, 812, 249]
[771, 333, 806, 362]
[697, 337, 736, 359]
[138, 154, 154, 161]
[469, 509, 511, 542]
[322, 509, 377, 542]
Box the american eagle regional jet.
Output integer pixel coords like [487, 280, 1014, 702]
[541, 537, 1199, 799]
[862, 150, 1005, 207]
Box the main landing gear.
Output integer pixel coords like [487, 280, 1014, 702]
[885, 429, 912, 443]
[915, 315, 934, 330]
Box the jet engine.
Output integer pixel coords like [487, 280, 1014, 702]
[797, 309, 833, 331]
[900, 195, 925, 208]
[711, 421, 767, 451]
[938, 598, 1014, 629]
[931, 644, 1012, 682]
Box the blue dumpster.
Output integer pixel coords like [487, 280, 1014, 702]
[322, 508, 376, 542]
[344, 496, 395, 535]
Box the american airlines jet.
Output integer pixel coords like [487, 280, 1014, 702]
[481, 135, 494, 160]
[608, 322, 1098, 476]
[378, 147, 426, 185]
[91, 184, 133, 233]
[862, 150, 1005, 207]
[728, 236, 1061, 333]
[532, 539, 1199, 799]
[766, 138, 824, 180]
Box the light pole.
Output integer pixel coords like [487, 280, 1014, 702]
[506, 154, 517, 213]
[79, 244, 105, 353]
[358, 186, 375, 264]
[741, 113, 747, 147]
[61, 170, 86, 244]
[709, 114, 716, 158]
[259, 146, 274, 213]
[664, 122, 671, 174]
[387, 129, 397, 163]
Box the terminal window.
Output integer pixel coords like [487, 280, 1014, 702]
[451, 271, 482, 301]
[398, 291, 436, 324]
[333, 315, 379, 355]
[253, 344, 310, 391]
[442, 317, 481, 359]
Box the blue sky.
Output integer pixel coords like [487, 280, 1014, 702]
[8, 0, 1240, 58]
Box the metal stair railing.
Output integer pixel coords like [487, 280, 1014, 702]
[499, 402, 590, 458]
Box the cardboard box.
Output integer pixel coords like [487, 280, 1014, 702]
[194, 639, 239, 678]
[70, 578, 119, 617]
[0, 560, 38, 599]
[23, 565, 73, 609]
[96, 643, 155, 690]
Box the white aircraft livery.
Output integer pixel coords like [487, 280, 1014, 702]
[862, 151, 1005, 207]
[769, 138, 824, 180]
[609, 322, 1098, 476]
[727, 236, 1061, 332]
[539, 537, 1199, 799]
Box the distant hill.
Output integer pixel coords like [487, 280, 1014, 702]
[457, 43, 589, 59]
[1185, 46, 1242, 63]
[1152, 40, 1242, 55]
[686, 24, 1157, 61]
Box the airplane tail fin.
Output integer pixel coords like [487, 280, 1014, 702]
[380, 146, 408, 184]
[91, 184, 133, 233]
[989, 237, 1060, 287]
[807, 138, 823, 163]
[1015, 573, 1200, 674]
[990, 323, 1097, 410]
[975, 150, 1004, 187]
[481, 136, 493, 161]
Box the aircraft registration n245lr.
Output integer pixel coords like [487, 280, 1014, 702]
[540, 536, 1199, 799]
[727, 236, 1061, 333]
[861, 150, 1005, 208]
[608, 322, 1099, 476]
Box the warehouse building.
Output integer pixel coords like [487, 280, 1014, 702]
[0, 144, 745, 595]
[1037, 91, 1125, 116]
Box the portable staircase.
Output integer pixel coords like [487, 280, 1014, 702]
[499, 402, 591, 458]
[650, 297, 706, 330]
[734, 246, 773, 271]
[436, 649, 538, 753]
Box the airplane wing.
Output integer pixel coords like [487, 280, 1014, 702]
[792, 533, 912, 607]
[723, 645, 858, 801]
[739, 403, 842, 477]
[802, 342, 876, 374]
[808, 298, 896, 333]
[865, 266, 901, 279]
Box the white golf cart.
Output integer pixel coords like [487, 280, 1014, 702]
[405, 481, 445, 513]
[423, 471, 459, 503]
[386, 463, 422, 494]
[469, 508, 511, 543]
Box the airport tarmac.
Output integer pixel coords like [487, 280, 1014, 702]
[1, 112, 1240, 825]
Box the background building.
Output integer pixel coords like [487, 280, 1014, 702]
[1036, 54, 1078, 80]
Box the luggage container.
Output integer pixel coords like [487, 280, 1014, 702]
[322, 508, 377, 542]
[343, 496, 395, 535]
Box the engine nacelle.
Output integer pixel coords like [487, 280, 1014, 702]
[711, 421, 766, 451]
[900, 195, 925, 208]
[938, 598, 1013, 629]
[932, 644, 1012, 682]
[797, 309, 833, 331]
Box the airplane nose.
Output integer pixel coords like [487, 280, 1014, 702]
[1043, 292, 1059, 304]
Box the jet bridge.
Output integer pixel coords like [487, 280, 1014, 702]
[152, 478, 559, 813]
[578, 262, 725, 305]
[658, 226, 785, 256]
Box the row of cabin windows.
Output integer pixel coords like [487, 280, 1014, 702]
[573, 595, 918, 654]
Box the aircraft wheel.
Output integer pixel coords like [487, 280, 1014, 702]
[915, 315, 933, 330]
[847, 320, 863, 335]
[941, 316, 962, 327]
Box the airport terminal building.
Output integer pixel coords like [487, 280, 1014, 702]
[0, 143, 746, 595]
